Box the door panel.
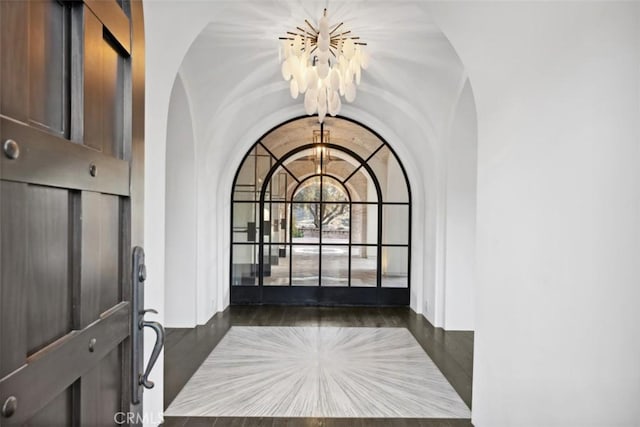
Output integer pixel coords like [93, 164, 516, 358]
[24, 386, 72, 427]
[0, 0, 146, 425]
[1, 0, 70, 136]
[0, 301, 130, 424]
[0, 181, 30, 379]
[28, 0, 70, 138]
[83, 10, 125, 157]
[79, 192, 121, 328]
[79, 346, 122, 426]
[25, 185, 72, 355]
[0, 1, 29, 122]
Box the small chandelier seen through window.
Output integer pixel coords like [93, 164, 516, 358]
[312, 129, 330, 174]
[279, 9, 370, 123]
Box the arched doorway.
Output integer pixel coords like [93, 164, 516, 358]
[230, 116, 411, 305]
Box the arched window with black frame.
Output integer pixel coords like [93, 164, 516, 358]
[230, 116, 411, 306]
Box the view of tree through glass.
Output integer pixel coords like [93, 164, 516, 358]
[293, 179, 349, 229]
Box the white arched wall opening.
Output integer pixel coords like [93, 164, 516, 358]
[164, 73, 198, 327]
[161, 2, 477, 329]
[151, 1, 478, 424]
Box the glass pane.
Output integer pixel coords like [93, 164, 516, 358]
[325, 151, 360, 182]
[350, 246, 377, 287]
[232, 245, 258, 286]
[232, 202, 258, 243]
[259, 205, 272, 245]
[321, 203, 349, 244]
[267, 202, 289, 244]
[321, 246, 349, 287]
[351, 204, 378, 245]
[283, 148, 317, 181]
[233, 147, 256, 201]
[256, 145, 273, 188]
[291, 245, 319, 286]
[261, 117, 319, 159]
[233, 188, 255, 201]
[263, 245, 289, 286]
[322, 117, 384, 160]
[368, 146, 410, 203]
[382, 204, 409, 245]
[292, 203, 320, 244]
[382, 246, 409, 288]
[261, 117, 385, 162]
[344, 167, 378, 202]
[293, 176, 321, 202]
[269, 168, 293, 201]
[322, 176, 349, 202]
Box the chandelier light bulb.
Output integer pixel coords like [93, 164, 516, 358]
[278, 8, 369, 123]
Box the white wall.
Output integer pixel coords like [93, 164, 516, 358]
[430, 2, 640, 425]
[164, 74, 198, 328]
[143, 1, 209, 421]
[443, 79, 477, 330]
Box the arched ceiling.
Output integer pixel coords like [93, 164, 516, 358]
[174, 0, 468, 162]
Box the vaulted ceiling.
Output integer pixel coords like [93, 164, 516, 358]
[173, 0, 469, 166]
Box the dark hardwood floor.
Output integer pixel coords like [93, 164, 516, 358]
[163, 306, 473, 427]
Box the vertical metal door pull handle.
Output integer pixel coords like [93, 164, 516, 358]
[138, 314, 165, 389]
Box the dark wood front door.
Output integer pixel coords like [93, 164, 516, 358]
[0, 1, 145, 425]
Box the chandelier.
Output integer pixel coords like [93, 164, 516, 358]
[279, 9, 369, 123]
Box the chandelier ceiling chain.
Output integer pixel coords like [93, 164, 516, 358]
[279, 8, 370, 123]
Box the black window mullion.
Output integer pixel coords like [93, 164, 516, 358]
[259, 141, 300, 184]
[258, 196, 264, 291]
[341, 143, 384, 185]
[318, 150, 323, 288]
[348, 201, 352, 288]
[279, 176, 288, 287]
[289, 202, 293, 287]
[377, 202, 383, 289]
[253, 147, 258, 201]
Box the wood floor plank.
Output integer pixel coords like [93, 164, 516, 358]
[162, 416, 188, 427]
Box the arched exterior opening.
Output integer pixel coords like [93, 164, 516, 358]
[230, 116, 412, 305]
